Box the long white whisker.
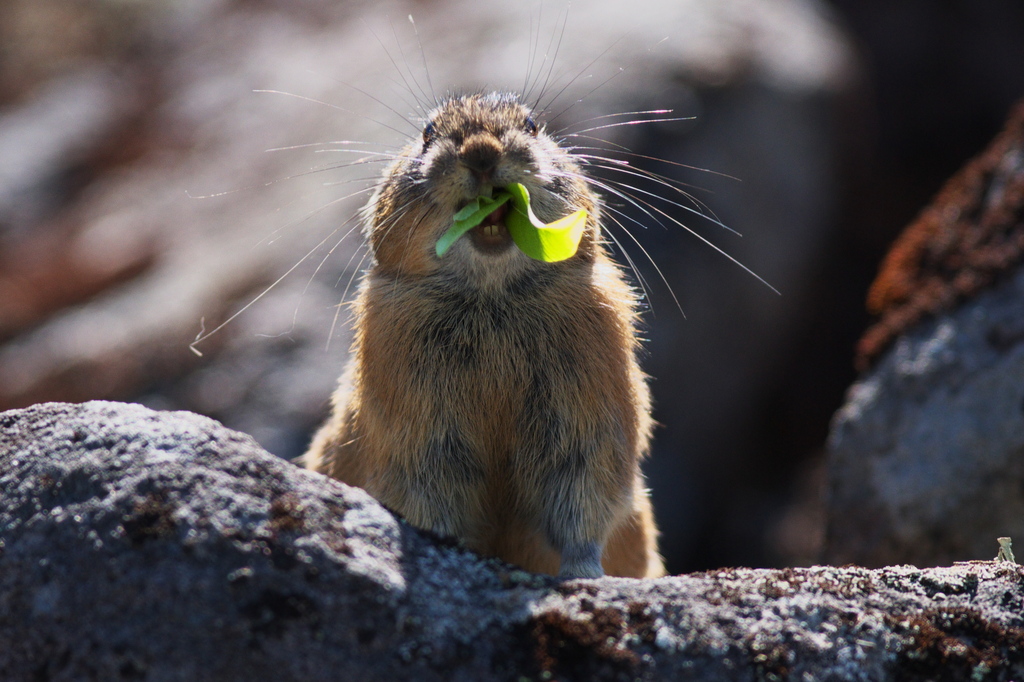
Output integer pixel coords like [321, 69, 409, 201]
[565, 116, 696, 135]
[522, 10, 538, 99]
[253, 89, 415, 138]
[568, 142, 741, 182]
[337, 241, 372, 302]
[577, 158, 737, 234]
[318, 173, 391, 189]
[407, 15, 437, 106]
[311, 47, 424, 131]
[602, 204, 684, 316]
[584, 174, 779, 294]
[388, 16, 433, 108]
[526, 4, 570, 105]
[266, 140, 400, 153]
[190, 220, 356, 354]
[184, 158, 385, 200]
[367, 16, 431, 113]
[328, 244, 373, 350]
[554, 109, 673, 136]
[536, 26, 625, 114]
[542, 62, 621, 124]
[544, 36, 668, 125]
[283, 203, 367, 351]
[561, 167, 700, 232]
[570, 150, 713, 197]
[599, 211, 658, 314]
[584, 158, 724, 224]
[303, 214, 368, 299]
[312, 150, 404, 161]
[276, 209, 369, 341]
[551, 168, 685, 312]
[255, 183, 376, 249]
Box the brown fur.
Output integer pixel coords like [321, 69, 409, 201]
[302, 93, 664, 578]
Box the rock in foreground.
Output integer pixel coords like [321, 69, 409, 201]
[2, 402, 1024, 681]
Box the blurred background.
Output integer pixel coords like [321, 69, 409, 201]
[1, 0, 1022, 574]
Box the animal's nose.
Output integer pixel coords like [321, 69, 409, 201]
[460, 134, 503, 180]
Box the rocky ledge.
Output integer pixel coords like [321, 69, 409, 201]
[2, 401, 1023, 681]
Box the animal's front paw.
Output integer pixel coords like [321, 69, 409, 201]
[558, 541, 604, 579]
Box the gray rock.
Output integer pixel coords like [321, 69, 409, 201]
[3, 401, 1024, 680]
[827, 266, 1024, 567]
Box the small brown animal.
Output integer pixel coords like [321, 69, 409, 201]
[302, 92, 663, 578]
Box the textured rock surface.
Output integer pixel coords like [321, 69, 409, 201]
[3, 401, 1024, 681]
[826, 102, 1024, 569]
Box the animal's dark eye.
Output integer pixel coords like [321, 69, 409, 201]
[422, 121, 436, 145]
[524, 117, 538, 136]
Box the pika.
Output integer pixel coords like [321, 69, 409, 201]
[301, 92, 664, 579]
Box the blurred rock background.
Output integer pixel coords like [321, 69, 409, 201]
[0, 0, 1021, 573]
[826, 101, 1024, 568]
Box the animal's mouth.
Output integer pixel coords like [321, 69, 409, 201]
[468, 202, 513, 253]
[436, 183, 586, 261]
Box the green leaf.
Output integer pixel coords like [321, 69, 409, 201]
[453, 197, 484, 221]
[504, 183, 587, 262]
[434, 182, 587, 262]
[435, 193, 511, 257]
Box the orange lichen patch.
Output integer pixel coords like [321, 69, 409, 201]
[857, 100, 1024, 371]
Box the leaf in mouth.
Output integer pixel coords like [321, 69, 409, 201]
[435, 182, 587, 262]
[435, 193, 512, 257]
[504, 182, 588, 263]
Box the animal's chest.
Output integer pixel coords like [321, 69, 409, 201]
[363, 274, 612, 447]
[415, 293, 546, 390]
[408, 285, 591, 416]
